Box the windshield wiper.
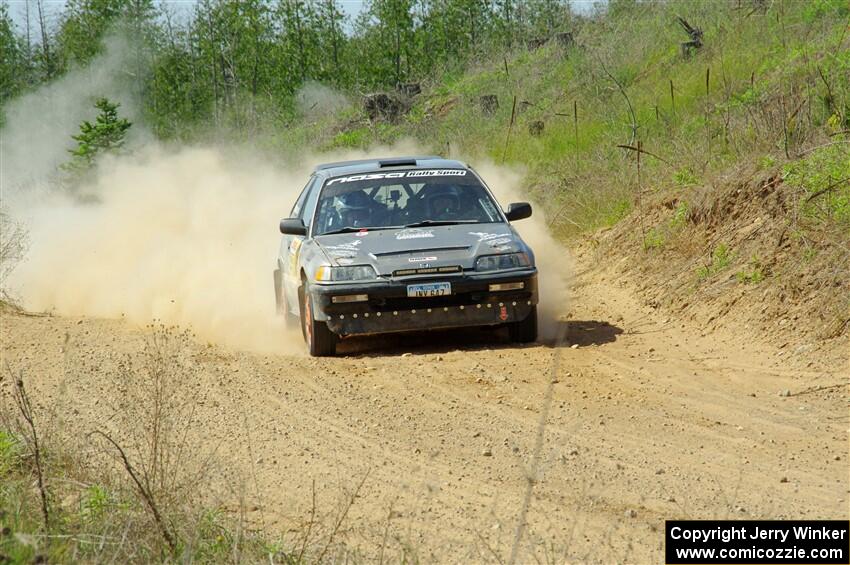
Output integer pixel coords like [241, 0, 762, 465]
[403, 220, 479, 228]
[321, 225, 402, 236]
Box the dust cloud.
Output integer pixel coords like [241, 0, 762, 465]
[476, 162, 571, 339]
[6, 145, 568, 352]
[296, 81, 350, 118]
[7, 146, 309, 354]
[1, 35, 150, 191]
[2, 41, 567, 352]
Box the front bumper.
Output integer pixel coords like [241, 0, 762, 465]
[311, 269, 538, 336]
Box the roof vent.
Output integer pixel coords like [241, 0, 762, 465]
[378, 158, 418, 168]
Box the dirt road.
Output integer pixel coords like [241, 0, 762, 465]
[2, 249, 847, 562]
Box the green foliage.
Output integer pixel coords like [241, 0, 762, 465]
[80, 484, 111, 522]
[670, 201, 689, 230]
[0, 430, 22, 475]
[0, 3, 26, 108]
[0, 0, 847, 244]
[643, 227, 664, 250]
[65, 97, 132, 175]
[328, 126, 371, 149]
[56, 0, 127, 68]
[783, 144, 850, 226]
[736, 255, 765, 284]
[602, 199, 633, 228]
[802, 0, 850, 22]
[758, 154, 777, 170]
[0, 437, 282, 563]
[697, 243, 732, 281]
[0, 0, 576, 138]
[643, 201, 689, 251]
[736, 265, 764, 284]
[673, 168, 699, 187]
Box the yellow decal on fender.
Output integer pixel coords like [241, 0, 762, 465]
[288, 238, 302, 273]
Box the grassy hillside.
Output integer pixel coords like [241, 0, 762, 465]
[289, 0, 848, 234]
[274, 0, 849, 345]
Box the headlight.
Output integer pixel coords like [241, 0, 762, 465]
[474, 252, 531, 272]
[315, 265, 377, 282]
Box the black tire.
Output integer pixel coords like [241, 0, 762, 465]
[509, 306, 538, 343]
[299, 283, 337, 357]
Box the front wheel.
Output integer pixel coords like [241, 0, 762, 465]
[299, 283, 338, 357]
[509, 306, 538, 343]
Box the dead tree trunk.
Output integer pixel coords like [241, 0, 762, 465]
[677, 16, 703, 58]
[480, 94, 499, 116]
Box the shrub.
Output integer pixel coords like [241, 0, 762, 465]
[0, 209, 27, 302]
[784, 144, 850, 226]
[673, 168, 700, 187]
[0, 329, 288, 563]
[697, 243, 733, 280]
[643, 227, 665, 250]
[669, 201, 689, 230]
[736, 257, 765, 284]
[62, 97, 132, 181]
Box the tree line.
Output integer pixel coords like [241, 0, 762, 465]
[0, 0, 573, 136]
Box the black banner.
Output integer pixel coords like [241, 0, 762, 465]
[666, 520, 850, 564]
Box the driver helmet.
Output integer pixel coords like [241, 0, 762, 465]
[425, 185, 461, 218]
[335, 190, 374, 227]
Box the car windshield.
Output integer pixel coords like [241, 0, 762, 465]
[313, 169, 503, 236]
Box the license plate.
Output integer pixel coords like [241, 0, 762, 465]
[407, 282, 451, 297]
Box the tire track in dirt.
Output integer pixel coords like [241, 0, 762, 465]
[1, 252, 847, 562]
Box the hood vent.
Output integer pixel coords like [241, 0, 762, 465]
[373, 245, 469, 259]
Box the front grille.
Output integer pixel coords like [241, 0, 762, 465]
[392, 265, 462, 277]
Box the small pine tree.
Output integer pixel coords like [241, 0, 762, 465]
[67, 97, 132, 167]
[62, 98, 132, 189]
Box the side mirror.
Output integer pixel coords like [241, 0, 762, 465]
[505, 202, 532, 222]
[280, 218, 307, 236]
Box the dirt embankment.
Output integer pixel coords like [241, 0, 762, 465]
[584, 161, 850, 366]
[2, 242, 847, 562]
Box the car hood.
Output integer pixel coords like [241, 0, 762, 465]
[315, 224, 522, 276]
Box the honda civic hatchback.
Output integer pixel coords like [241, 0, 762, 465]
[274, 156, 538, 356]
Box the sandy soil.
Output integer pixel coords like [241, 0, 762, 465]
[1, 250, 847, 563]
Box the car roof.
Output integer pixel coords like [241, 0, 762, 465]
[312, 156, 468, 178]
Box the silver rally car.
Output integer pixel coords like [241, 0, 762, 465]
[274, 156, 539, 356]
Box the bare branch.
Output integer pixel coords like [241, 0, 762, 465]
[89, 430, 177, 553]
[616, 144, 673, 166]
[600, 60, 637, 145]
[6, 367, 50, 532]
[316, 469, 371, 563]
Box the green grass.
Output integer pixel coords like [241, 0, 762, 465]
[643, 227, 665, 250]
[328, 126, 371, 149]
[603, 199, 632, 227]
[0, 430, 21, 475]
[784, 144, 850, 226]
[670, 201, 689, 230]
[736, 256, 766, 284]
[697, 243, 733, 281]
[736, 267, 765, 284]
[390, 1, 847, 235]
[0, 425, 286, 565]
[673, 168, 700, 188]
[272, 0, 848, 242]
